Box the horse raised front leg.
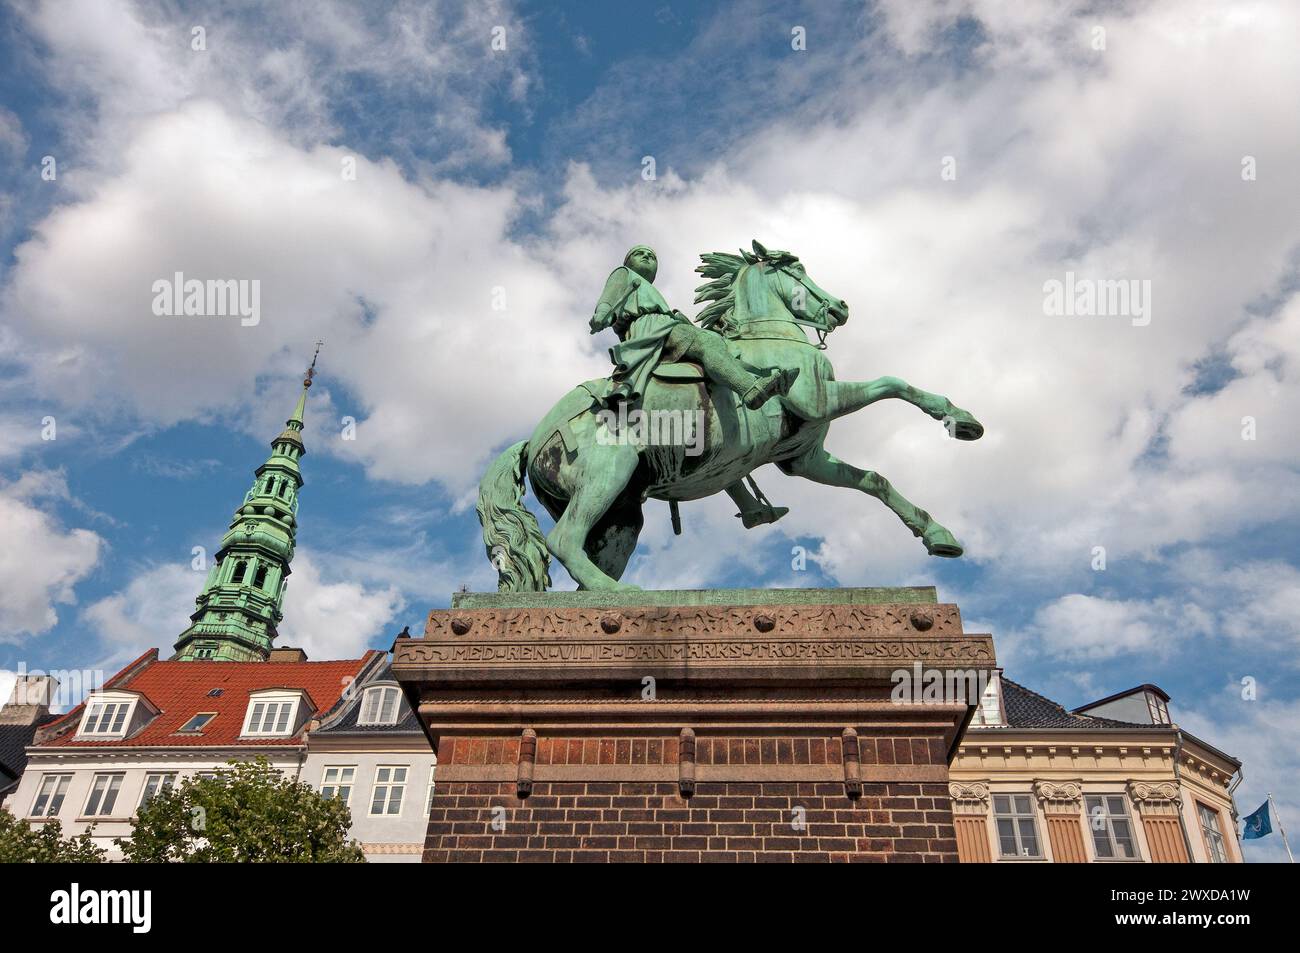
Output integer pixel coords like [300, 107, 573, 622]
[547, 444, 644, 591]
[812, 377, 983, 440]
[779, 447, 964, 557]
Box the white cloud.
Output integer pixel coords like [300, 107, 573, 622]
[16, 0, 529, 166]
[0, 414, 48, 463]
[3, 97, 600, 490]
[0, 107, 26, 159]
[1003, 550, 1300, 667]
[0, 471, 102, 641]
[79, 551, 404, 665]
[80, 562, 197, 663]
[1027, 593, 1199, 661]
[278, 552, 405, 660]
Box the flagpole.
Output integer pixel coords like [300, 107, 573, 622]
[1267, 793, 1295, 863]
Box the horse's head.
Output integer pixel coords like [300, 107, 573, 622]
[768, 252, 850, 330]
[694, 240, 849, 337]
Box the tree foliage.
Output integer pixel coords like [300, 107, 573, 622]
[0, 809, 106, 863]
[117, 759, 365, 862]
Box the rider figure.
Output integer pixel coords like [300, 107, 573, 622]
[589, 244, 792, 527]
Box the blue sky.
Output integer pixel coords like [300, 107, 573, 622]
[0, 0, 1297, 859]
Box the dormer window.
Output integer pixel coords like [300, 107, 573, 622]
[241, 691, 303, 737]
[1147, 691, 1170, 725]
[77, 695, 137, 738]
[358, 686, 402, 726]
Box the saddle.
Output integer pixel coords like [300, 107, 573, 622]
[651, 360, 705, 383]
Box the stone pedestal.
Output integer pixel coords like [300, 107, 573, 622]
[393, 587, 995, 863]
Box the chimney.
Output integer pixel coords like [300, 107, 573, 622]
[0, 675, 59, 725]
[267, 647, 308, 663]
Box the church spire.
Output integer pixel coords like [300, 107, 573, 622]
[173, 347, 322, 662]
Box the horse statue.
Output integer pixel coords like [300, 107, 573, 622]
[477, 240, 984, 592]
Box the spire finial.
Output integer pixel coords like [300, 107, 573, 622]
[305, 340, 323, 388]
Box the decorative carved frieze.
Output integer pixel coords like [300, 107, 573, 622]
[397, 636, 992, 669]
[424, 602, 965, 641]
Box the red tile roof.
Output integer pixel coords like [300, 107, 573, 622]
[40, 649, 383, 748]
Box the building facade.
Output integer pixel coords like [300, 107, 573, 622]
[949, 674, 1242, 863]
[303, 664, 436, 863]
[7, 647, 383, 858]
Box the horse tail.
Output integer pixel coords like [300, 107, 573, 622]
[476, 441, 552, 592]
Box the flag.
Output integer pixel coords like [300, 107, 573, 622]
[1242, 801, 1272, 839]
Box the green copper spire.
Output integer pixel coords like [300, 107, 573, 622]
[173, 347, 322, 662]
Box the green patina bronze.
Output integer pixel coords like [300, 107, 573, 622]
[173, 354, 319, 661]
[477, 240, 984, 592]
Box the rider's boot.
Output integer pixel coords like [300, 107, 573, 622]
[741, 368, 798, 410]
[725, 482, 788, 527]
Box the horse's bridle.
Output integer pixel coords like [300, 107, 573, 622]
[706, 259, 843, 349]
[775, 263, 843, 344]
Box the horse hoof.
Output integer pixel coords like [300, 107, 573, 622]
[945, 409, 984, 441]
[923, 526, 964, 558]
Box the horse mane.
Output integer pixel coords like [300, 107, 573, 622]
[693, 242, 800, 329]
[692, 251, 749, 329]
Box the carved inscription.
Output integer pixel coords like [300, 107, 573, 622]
[398, 636, 993, 666]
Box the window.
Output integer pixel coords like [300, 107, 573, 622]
[1086, 795, 1139, 860]
[254, 566, 268, 589]
[993, 794, 1042, 858]
[242, 695, 299, 736]
[358, 686, 402, 726]
[83, 773, 126, 817]
[1198, 803, 1228, 863]
[321, 766, 355, 804]
[370, 766, 407, 816]
[178, 712, 215, 733]
[1147, 692, 1170, 725]
[139, 772, 178, 807]
[426, 766, 437, 815]
[193, 644, 218, 660]
[30, 774, 72, 818]
[78, 698, 134, 737]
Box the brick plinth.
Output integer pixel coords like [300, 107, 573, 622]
[395, 587, 994, 863]
[424, 781, 958, 863]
